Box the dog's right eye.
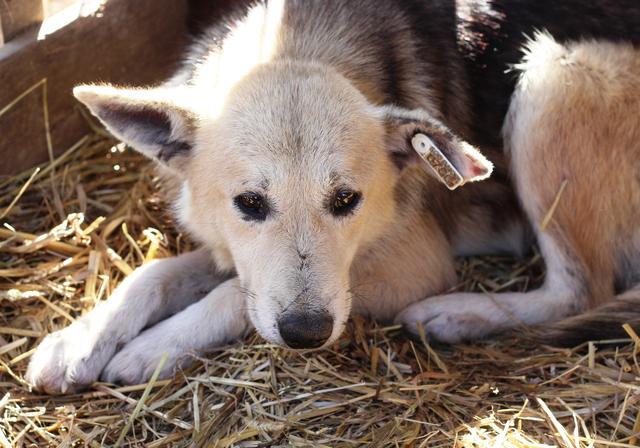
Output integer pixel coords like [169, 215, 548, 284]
[234, 192, 268, 221]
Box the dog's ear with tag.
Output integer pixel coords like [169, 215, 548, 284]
[381, 106, 493, 189]
[73, 85, 197, 173]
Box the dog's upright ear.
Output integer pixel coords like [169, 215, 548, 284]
[74, 85, 197, 172]
[380, 106, 492, 189]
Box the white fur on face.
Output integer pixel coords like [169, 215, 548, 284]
[179, 62, 398, 345]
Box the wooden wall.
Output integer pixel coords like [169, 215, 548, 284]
[0, 0, 189, 175]
[0, 0, 44, 42]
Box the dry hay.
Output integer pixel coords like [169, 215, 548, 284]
[1, 135, 639, 447]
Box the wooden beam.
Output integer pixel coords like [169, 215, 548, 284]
[0, 0, 188, 176]
[0, 13, 4, 47]
[0, 0, 44, 42]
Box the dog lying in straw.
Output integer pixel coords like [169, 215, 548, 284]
[26, 0, 640, 393]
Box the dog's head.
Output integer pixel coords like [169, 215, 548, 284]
[74, 61, 491, 349]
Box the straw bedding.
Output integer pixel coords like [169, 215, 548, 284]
[1, 135, 639, 447]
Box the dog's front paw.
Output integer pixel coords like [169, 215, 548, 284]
[101, 328, 190, 385]
[26, 320, 117, 394]
[395, 295, 497, 344]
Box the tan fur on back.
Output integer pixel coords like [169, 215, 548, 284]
[507, 34, 640, 306]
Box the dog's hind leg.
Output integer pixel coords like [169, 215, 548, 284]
[398, 35, 640, 344]
[26, 248, 228, 393]
[101, 277, 251, 384]
[395, 231, 588, 343]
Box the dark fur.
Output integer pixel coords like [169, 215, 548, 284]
[458, 0, 640, 148]
[527, 297, 640, 348]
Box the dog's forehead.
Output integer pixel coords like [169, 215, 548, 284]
[223, 64, 374, 159]
[230, 147, 356, 194]
[196, 63, 385, 192]
[230, 121, 374, 193]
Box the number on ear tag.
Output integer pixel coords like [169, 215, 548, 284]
[411, 133, 464, 190]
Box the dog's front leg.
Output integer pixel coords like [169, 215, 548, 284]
[26, 249, 226, 394]
[101, 277, 250, 384]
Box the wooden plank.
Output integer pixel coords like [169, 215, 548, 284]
[0, 0, 188, 176]
[0, 0, 44, 42]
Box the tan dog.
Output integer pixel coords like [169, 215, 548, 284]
[25, 0, 640, 393]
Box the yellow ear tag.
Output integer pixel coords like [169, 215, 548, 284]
[411, 133, 464, 190]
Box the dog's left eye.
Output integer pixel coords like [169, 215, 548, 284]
[234, 192, 268, 221]
[331, 189, 361, 216]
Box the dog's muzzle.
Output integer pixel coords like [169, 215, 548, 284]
[277, 310, 333, 349]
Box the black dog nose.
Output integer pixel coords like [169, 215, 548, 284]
[277, 311, 333, 349]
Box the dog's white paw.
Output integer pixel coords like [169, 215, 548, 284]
[101, 328, 191, 385]
[395, 295, 499, 344]
[26, 320, 118, 394]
